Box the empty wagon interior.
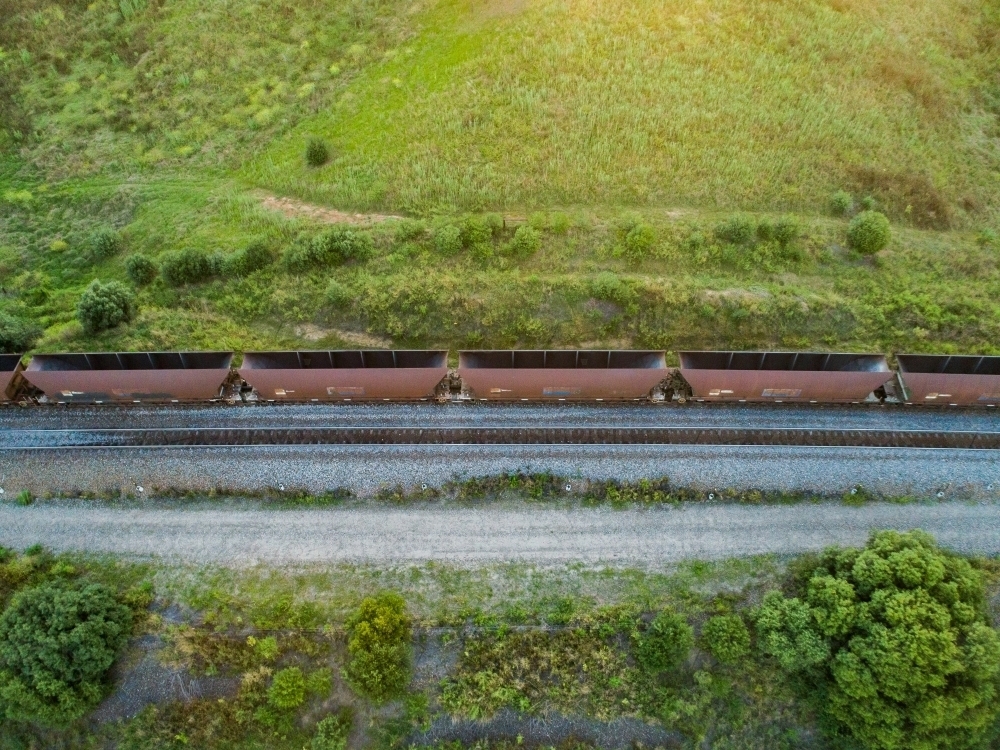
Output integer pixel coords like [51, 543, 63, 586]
[0, 354, 21, 373]
[28, 352, 233, 371]
[896, 354, 1000, 376]
[680, 351, 888, 372]
[241, 350, 448, 369]
[459, 350, 666, 369]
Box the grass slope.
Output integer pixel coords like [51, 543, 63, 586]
[0, 0, 999, 356]
[254, 0, 1000, 220]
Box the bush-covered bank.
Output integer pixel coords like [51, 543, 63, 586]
[2, 532, 999, 749]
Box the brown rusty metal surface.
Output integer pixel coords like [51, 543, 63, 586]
[680, 351, 891, 403]
[897, 354, 1000, 406]
[458, 350, 668, 400]
[239, 351, 448, 401]
[0, 355, 23, 401]
[23, 352, 234, 403]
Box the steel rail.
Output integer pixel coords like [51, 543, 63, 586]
[3, 427, 1000, 449]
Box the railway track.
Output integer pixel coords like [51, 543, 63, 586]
[4, 426, 1000, 449]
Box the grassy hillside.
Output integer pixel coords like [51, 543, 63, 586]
[0, 0, 999, 357]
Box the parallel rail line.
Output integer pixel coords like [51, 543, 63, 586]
[3, 427, 1000, 449]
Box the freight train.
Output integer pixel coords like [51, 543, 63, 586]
[2, 349, 999, 407]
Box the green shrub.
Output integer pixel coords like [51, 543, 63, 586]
[590, 271, 625, 303]
[76, 279, 135, 333]
[0, 581, 131, 725]
[755, 219, 775, 242]
[394, 219, 428, 243]
[285, 228, 374, 271]
[622, 223, 656, 261]
[859, 195, 878, 211]
[268, 666, 306, 710]
[225, 240, 274, 276]
[550, 212, 571, 234]
[306, 137, 330, 167]
[756, 530, 1000, 750]
[0, 313, 41, 353]
[124, 254, 158, 286]
[433, 224, 463, 256]
[714, 215, 756, 246]
[15, 490, 33, 506]
[161, 248, 215, 286]
[507, 225, 541, 259]
[847, 210, 891, 255]
[773, 216, 799, 248]
[830, 190, 854, 216]
[311, 710, 352, 750]
[636, 610, 693, 673]
[326, 279, 353, 308]
[462, 215, 499, 248]
[345, 591, 411, 702]
[89, 228, 123, 259]
[700, 614, 750, 664]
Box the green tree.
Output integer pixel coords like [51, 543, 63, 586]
[700, 614, 751, 664]
[76, 279, 135, 333]
[0, 312, 41, 353]
[636, 610, 693, 673]
[124, 254, 158, 286]
[0, 581, 131, 725]
[755, 530, 1000, 750]
[268, 666, 306, 710]
[345, 591, 411, 702]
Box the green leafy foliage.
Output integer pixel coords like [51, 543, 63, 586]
[161, 247, 216, 286]
[326, 279, 353, 308]
[700, 614, 751, 664]
[0, 581, 131, 726]
[124, 254, 158, 286]
[306, 138, 331, 167]
[434, 224, 463, 255]
[284, 228, 374, 271]
[622, 223, 656, 262]
[310, 709, 352, 750]
[345, 591, 411, 702]
[848, 211, 892, 255]
[76, 279, 136, 333]
[89, 228, 123, 260]
[714, 215, 756, 246]
[15, 490, 33, 507]
[755, 530, 1000, 750]
[636, 610, 693, 673]
[267, 666, 306, 710]
[507, 225, 541, 259]
[831, 190, 854, 216]
[224, 240, 274, 277]
[0, 313, 40, 353]
[773, 217, 799, 248]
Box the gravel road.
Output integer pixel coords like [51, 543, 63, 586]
[2, 501, 998, 565]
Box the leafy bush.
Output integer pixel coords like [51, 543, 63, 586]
[773, 216, 799, 248]
[345, 591, 411, 702]
[507, 225, 541, 259]
[225, 240, 274, 276]
[714, 215, 756, 245]
[847, 210, 891, 255]
[636, 610, 693, 673]
[462, 215, 500, 247]
[76, 279, 135, 333]
[755, 219, 775, 242]
[590, 271, 626, 303]
[859, 195, 878, 211]
[756, 530, 1000, 750]
[830, 190, 854, 216]
[124, 254, 158, 286]
[311, 710, 352, 750]
[306, 137, 330, 167]
[0, 313, 41, 353]
[700, 614, 750, 664]
[285, 228, 374, 271]
[89, 228, 123, 259]
[268, 666, 306, 710]
[161, 248, 215, 286]
[0, 581, 131, 725]
[326, 279, 353, 308]
[550, 212, 571, 234]
[433, 224, 463, 256]
[622, 223, 656, 261]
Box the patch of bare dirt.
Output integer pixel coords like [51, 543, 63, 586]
[260, 193, 405, 226]
[293, 324, 393, 349]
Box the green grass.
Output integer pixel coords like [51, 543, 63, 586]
[1, 0, 999, 357]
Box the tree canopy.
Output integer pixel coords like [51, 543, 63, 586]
[0, 581, 131, 725]
[756, 530, 1000, 750]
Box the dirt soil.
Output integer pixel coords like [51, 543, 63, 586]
[259, 193, 405, 225]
